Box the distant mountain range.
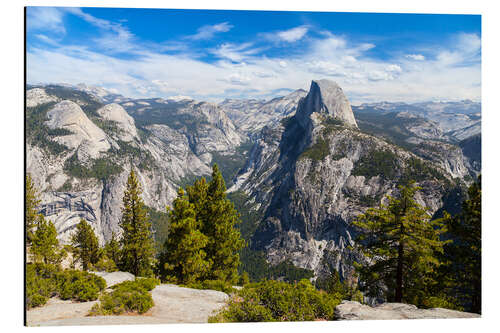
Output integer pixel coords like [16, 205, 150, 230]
[26, 81, 481, 280]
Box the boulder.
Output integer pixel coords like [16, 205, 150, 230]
[334, 301, 480, 320]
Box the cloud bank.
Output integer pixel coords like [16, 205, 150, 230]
[26, 8, 481, 104]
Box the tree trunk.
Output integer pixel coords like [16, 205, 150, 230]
[395, 215, 404, 303]
[395, 241, 404, 302]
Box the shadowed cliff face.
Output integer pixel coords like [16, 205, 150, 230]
[296, 80, 358, 129]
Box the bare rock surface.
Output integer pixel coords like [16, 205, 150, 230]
[296, 79, 358, 128]
[26, 88, 59, 107]
[27, 283, 229, 326]
[26, 298, 98, 326]
[45, 100, 111, 158]
[92, 271, 135, 287]
[334, 301, 480, 320]
[96, 103, 138, 142]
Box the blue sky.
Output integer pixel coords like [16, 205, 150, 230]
[26, 7, 481, 103]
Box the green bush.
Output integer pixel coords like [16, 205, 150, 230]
[26, 263, 107, 308]
[55, 270, 106, 302]
[209, 279, 341, 322]
[26, 263, 59, 309]
[187, 279, 235, 294]
[90, 278, 159, 315]
[91, 255, 118, 272]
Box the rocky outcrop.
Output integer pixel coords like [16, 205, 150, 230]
[27, 85, 243, 245]
[92, 271, 135, 287]
[231, 80, 454, 279]
[45, 101, 111, 160]
[296, 80, 357, 129]
[26, 88, 59, 107]
[334, 301, 480, 320]
[96, 103, 138, 142]
[413, 141, 471, 179]
[27, 281, 230, 326]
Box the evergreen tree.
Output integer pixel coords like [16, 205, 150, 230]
[353, 182, 447, 304]
[198, 164, 245, 284]
[160, 188, 210, 284]
[71, 219, 100, 271]
[26, 174, 40, 245]
[31, 215, 62, 265]
[119, 169, 155, 277]
[104, 231, 121, 266]
[441, 176, 481, 313]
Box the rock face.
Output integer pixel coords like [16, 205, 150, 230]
[334, 301, 480, 320]
[296, 80, 357, 129]
[231, 79, 455, 279]
[26, 88, 59, 107]
[96, 103, 138, 142]
[26, 85, 243, 244]
[45, 100, 111, 159]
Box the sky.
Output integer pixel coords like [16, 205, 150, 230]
[26, 7, 481, 104]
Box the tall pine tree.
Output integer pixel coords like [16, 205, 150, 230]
[104, 231, 121, 266]
[353, 182, 447, 304]
[199, 164, 245, 284]
[119, 169, 155, 277]
[26, 174, 40, 245]
[160, 188, 210, 284]
[31, 215, 62, 265]
[441, 176, 481, 313]
[71, 219, 100, 271]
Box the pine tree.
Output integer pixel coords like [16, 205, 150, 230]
[104, 231, 121, 266]
[119, 169, 155, 277]
[441, 176, 481, 313]
[26, 174, 40, 245]
[71, 219, 100, 271]
[160, 188, 210, 284]
[31, 215, 62, 265]
[353, 182, 447, 304]
[199, 164, 245, 284]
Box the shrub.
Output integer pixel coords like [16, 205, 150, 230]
[89, 278, 160, 316]
[55, 270, 106, 302]
[26, 263, 107, 308]
[186, 279, 235, 294]
[209, 279, 342, 322]
[91, 255, 118, 272]
[26, 263, 59, 309]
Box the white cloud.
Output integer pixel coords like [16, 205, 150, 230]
[386, 64, 402, 73]
[406, 54, 426, 61]
[27, 13, 481, 104]
[210, 43, 262, 62]
[35, 34, 60, 46]
[27, 7, 66, 34]
[186, 22, 233, 40]
[276, 26, 308, 42]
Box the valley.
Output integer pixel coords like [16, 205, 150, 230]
[26, 79, 481, 283]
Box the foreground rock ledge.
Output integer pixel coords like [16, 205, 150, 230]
[334, 301, 480, 320]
